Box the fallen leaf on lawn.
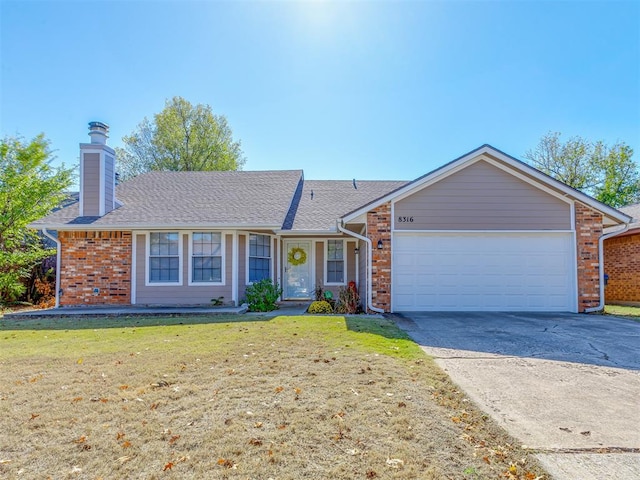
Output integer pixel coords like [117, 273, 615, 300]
[163, 462, 174, 471]
[274, 386, 284, 393]
[294, 387, 302, 395]
[277, 424, 287, 430]
[169, 435, 180, 445]
[116, 432, 125, 440]
[386, 458, 404, 468]
[483, 456, 490, 464]
[74, 436, 86, 444]
[121, 441, 132, 448]
[150, 403, 159, 410]
[76, 359, 83, 365]
[117, 456, 131, 464]
[451, 417, 462, 423]
[217, 458, 236, 469]
[254, 422, 263, 428]
[71, 397, 83, 403]
[29, 413, 40, 420]
[509, 464, 517, 474]
[524, 473, 537, 480]
[248, 438, 263, 446]
[119, 385, 129, 390]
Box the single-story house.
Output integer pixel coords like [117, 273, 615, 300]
[604, 203, 640, 306]
[31, 122, 632, 313]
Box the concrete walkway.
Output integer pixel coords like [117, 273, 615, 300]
[2, 302, 311, 318]
[394, 312, 640, 480]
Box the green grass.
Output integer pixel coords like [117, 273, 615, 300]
[605, 304, 640, 320]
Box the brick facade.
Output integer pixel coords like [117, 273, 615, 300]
[59, 231, 132, 306]
[604, 232, 640, 305]
[367, 202, 391, 312]
[575, 203, 603, 312]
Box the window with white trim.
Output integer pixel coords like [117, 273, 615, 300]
[192, 232, 222, 283]
[326, 239, 345, 284]
[149, 232, 179, 283]
[249, 234, 271, 283]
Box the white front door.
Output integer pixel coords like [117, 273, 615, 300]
[284, 241, 312, 299]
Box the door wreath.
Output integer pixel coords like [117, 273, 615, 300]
[288, 247, 307, 266]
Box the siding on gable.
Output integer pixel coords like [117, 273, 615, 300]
[135, 233, 232, 305]
[82, 153, 101, 216]
[104, 155, 114, 213]
[394, 160, 571, 230]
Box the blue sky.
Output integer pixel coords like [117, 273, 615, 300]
[1, 0, 638, 184]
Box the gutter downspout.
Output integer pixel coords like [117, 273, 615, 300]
[337, 223, 385, 314]
[42, 228, 61, 308]
[584, 223, 630, 313]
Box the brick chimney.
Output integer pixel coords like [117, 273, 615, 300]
[79, 121, 116, 216]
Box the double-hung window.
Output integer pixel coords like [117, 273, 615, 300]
[326, 239, 345, 284]
[149, 232, 180, 283]
[192, 232, 222, 283]
[249, 234, 271, 283]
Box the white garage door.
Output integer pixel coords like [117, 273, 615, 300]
[392, 232, 575, 312]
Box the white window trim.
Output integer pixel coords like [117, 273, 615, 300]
[145, 231, 183, 287]
[246, 233, 274, 285]
[188, 231, 226, 286]
[324, 239, 346, 286]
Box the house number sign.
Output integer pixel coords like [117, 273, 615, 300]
[397, 216, 414, 223]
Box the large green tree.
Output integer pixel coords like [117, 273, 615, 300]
[524, 132, 639, 207]
[0, 134, 74, 303]
[116, 96, 246, 180]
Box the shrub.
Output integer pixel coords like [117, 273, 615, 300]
[307, 300, 333, 314]
[244, 279, 283, 312]
[335, 283, 360, 314]
[313, 284, 324, 301]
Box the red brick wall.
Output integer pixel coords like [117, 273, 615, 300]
[575, 203, 603, 312]
[59, 231, 132, 306]
[604, 232, 640, 304]
[367, 202, 391, 312]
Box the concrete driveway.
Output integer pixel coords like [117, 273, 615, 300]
[394, 312, 640, 480]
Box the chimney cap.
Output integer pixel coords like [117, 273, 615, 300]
[88, 121, 109, 131]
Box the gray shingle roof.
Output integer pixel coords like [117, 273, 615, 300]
[32, 170, 304, 229]
[620, 203, 640, 224]
[289, 180, 409, 231]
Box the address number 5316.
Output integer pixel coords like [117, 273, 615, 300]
[397, 216, 414, 223]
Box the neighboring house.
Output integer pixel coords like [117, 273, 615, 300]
[604, 203, 640, 306]
[31, 122, 632, 313]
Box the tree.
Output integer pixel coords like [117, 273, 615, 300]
[0, 134, 74, 303]
[116, 96, 246, 180]
[524, 132, 639, 207]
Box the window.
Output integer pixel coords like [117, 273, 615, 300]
[249, 234, 271, 283]
[191, 232, 222, 283]
[326, 239, 345, 284]
[149, 232, 179, 283]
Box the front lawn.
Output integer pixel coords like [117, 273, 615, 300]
[0, 315, 547, 479]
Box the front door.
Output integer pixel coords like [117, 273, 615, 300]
[284, 241, 312, 299]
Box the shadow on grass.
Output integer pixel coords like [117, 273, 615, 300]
[345, 315, 414, 341]
[0, 313, 273, 331]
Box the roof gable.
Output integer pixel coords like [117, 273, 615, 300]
[341, 145, 632, 227]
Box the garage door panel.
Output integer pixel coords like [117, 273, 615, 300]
[392, 233, 575, 312]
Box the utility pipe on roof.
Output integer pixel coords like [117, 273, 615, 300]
[337, 223, 385, 314]
[584, 223, 630, 314]
[42, 228, 61, 309]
